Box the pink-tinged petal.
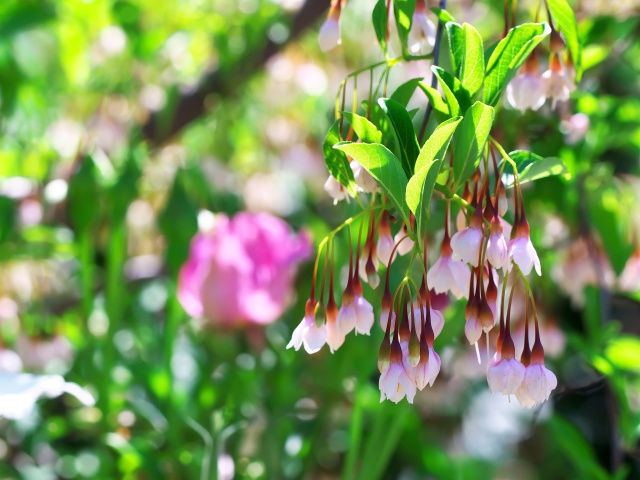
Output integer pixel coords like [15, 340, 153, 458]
[326, 320, 345, 353]
[177, 231, 220, 317]
[487, 233, 509, 270]
[336, 304, 357, 336]
[287, 316, 311, 351]
[376, 234, 395, 267]
[487, 358, 525, 395]
[509, 236, 541, 276]
[379, 363, 402, 402]
[465, 316, 482, 345]
[354, 296, 374, 335]
[506, 74, 547, 112]
[179, 212, 311, 327]
[303, 323, 327, 354]
[451, 227, 483, 266]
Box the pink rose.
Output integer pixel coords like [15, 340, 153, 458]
[178, 212, 312, 326]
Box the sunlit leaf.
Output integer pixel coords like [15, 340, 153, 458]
[483, 23, 551, 107]
[406, 117, 462, 235]
[378, 98, 420, 176]
[452, 102, 494, 190]
[334, 142, 410, 223]
[323, 120, 358, 197]
[446, 23, 484, 97]
[372, 0, 389, 57]
[342, 112, 383, 144]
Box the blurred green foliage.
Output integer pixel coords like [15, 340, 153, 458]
[0, 0, 638, 479]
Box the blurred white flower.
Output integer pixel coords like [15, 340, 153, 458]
[0, 372, 94, 420]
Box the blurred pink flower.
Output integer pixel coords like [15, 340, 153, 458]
[178, 212, 312, 326]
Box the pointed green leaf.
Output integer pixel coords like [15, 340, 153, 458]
[372, 0, 389, 57]
[393, 0, 416, 57]
[446, 23, 484, 97]
[547, 0, 582, 81]
[341, 112, 383, 144]
[432, 66, 472, 116]
[452, 102, 494, 190]
[407, 117, 462, 235]
[390, 77, 424, 108]
[334, 142, 410, 223]
[461, 24, 484, 96]
[378, 98, 420, 176]
[430, 7, 455, 23]
[417, 82, 450, 120]
[483, 23, 551, 107]
[502, 150, 568, 187]
[415, 116, 463, 172]
[323, 120, 358, 196]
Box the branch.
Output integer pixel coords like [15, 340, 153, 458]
[142, 0, 327, 145]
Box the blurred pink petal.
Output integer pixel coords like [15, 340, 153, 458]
[178, 212, 311, 326]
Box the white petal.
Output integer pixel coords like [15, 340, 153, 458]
[303, 322, 327, 354]
[0, 372, 94, 420]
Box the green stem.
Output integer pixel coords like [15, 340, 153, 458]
[342, 387, 365, 480]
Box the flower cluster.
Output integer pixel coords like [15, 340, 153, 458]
[290, 147, 558, 408]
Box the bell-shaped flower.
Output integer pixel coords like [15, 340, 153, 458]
[394, 224, 414, 256]
[487, 356, 526, 395]
[516, 363, 557, 408]
[408, 0, 436, 54]
[506, 74, 547, 112]
[324, 175, 350, 204]
[486, 219, 509, 270]
[318, 5, 341, 53]
[428, 236, 471, 299]
[508, 220, 541, 276]
[379, 338, 417, 404]
[336, 300, 357, 336]
[350, 160, 378, 193]
[287, 316, 327, 354]
[414, 345, 440, 390]
[465, 314, 483, 345]
[325, 298, 345, 353]
[354, 294, 374, 335]
[376, 212, 395, 267]
[618, 251, 640, 292]
[451, 212, 484, 266]
[542, 56, 573, 108]
[412, 303, 444, 340]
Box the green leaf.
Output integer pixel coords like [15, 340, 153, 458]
[452, 102, 494, 190]
[588, 183, 633, 275]
[447, 23, 485, 97]
[341, 112, 383, 144]
[502, 151, 568, 187]
[158, 169, 199, 275]
[483, 23, 551, 107]
[605, 336, 640, 373]
[0, 196, 16, 244]
[378, 98, 420, 177]
[547, 0, 582, 81]
[432, 66, 472, 118]
[407, 117, 462, 235]
[334, 143, 410, 223]
[393, 0, 416, 57]
[323, 120, 358, 196]
[372, 0, 389, 57]
[390, 78, 424, 108]
[417, 82, 450, 121]
[430, 8, 455, 23]
[446, 23, 464, 76]
[67, 156, 101, 232]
